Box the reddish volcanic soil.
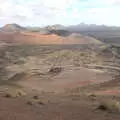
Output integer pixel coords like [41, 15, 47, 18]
[95, 90, 120, 95]
[0, 31, 62, 44]
[0, 31, 101, 44]
[0, 93, 120, 120]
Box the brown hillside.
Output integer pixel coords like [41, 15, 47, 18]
[1, 24, 26, 32]
[0, 31, 102, 44]
[0, 31, 62, 44]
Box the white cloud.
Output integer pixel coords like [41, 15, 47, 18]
[0, 0, 120, 26]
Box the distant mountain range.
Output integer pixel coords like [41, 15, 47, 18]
[67, 23, 120, 32]
[1, 23, 120, 33]
[43, 23, 120, 32]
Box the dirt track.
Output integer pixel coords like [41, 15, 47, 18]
[17, 67, 111, 93]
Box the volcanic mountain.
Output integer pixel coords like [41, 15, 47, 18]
[0, 24, 26, 32]
[0, 24, 103, 45]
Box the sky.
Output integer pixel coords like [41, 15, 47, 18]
[0, 0, 120, 26]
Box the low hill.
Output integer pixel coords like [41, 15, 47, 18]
[62, 33, 103, 44]
[1, 24, 26, 32]
[0, 31, 102, 45]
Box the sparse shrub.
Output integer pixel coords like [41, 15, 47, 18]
[49, 67, 63, 74]
[33, 95, 39, 100]
[27, 97, 45, 106]
[33, 97, 45, 105]
[27, 101, 33, 106]
[4, 93, 13, 98]
[37, 101, 45, 105]
[98, 104, 108, 111]
[16, 90, 26, 97]
[97, 99, 120, 112]
[87, 93, 97, 101]
[90, 94, 96, 98]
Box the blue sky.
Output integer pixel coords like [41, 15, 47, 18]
[0, 0, 120, 26]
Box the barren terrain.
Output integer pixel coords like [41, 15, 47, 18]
[0, 24, 120, 119]
[0, 43, 119, 119]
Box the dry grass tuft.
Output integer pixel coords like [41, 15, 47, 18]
[26, 97, 45, 106]
[87, 93, 96, 97]
[16, 90, 26, 97]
